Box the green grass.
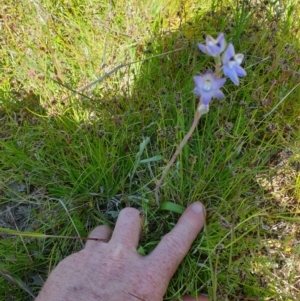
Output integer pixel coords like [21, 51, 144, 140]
[1, 0, 300, 300]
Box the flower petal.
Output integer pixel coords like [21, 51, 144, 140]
[212, 77, 226, 90]
[193, 75, 204, 87]
[207, 44, 221, 57]
[212, 90, 225, 99]
[206, 35, 215, 45]
[198, 43, 208, 55]
[202, 70, 215, 83]
[217, 33, 226, 52]
[193, 87, 201, 96]
[224, 65, 239, 85]
[235, 65, 247, 77]
[201, 92, 212, 105]
[222, 43, 235, 63]
[235, 53, 244, 65]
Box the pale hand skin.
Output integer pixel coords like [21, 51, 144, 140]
[35, 202, 209, 301]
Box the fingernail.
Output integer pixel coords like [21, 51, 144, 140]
[191, 202, 205, 215]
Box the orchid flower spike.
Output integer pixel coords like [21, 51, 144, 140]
[222, 43, 247, 86]
[198, 33, 226, 57]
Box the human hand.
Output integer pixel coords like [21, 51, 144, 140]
[35, 202, 208, 301]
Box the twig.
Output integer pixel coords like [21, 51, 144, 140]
[155, 100, 202, 204]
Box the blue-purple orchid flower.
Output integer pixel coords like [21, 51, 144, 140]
[198, 33, 226, 57]
[222, 43, 247, 86]
[193, 71, 226, 105]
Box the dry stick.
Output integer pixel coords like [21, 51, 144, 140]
[155, 100, 202, 204]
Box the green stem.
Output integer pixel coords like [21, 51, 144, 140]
[155, 101, 203, 204]
[214, 55, 223, 77]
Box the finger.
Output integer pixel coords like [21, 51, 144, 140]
[85, 225, 112, 250]
[147, 202, 206, 280]
[109, 207, 143, 249]
[181, 295, 210, 301]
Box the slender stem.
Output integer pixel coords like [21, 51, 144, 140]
[214, 55, 222, 77]
[215, 62, 223, 77]
[155, 102, 202, 204]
